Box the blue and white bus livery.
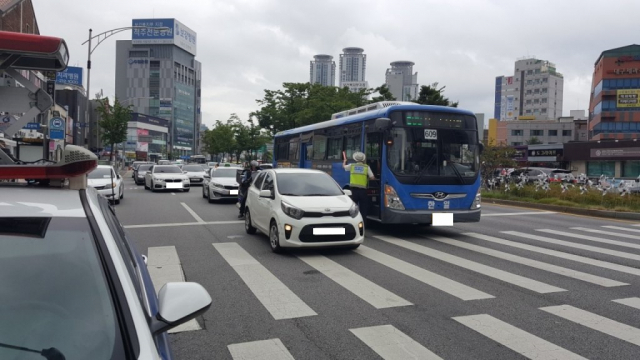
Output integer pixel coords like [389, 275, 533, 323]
[272, 101, 483, 225]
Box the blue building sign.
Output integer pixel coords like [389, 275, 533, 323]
[23, 122, 41, 130]
[55, 66, 83, 86]
[131, 18, 197, 56]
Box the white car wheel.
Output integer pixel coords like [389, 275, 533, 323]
[269, 221, 282, 253]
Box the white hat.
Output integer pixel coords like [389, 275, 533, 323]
[353, 152, 366, 162]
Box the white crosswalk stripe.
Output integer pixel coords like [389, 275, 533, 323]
[538, 229, 640, 251]
[350, 325, 443, 360]
[612, 297, 640, 310]
[213, 242, 317, 320]
[297, 254, 412, 309]
[427, 235, 627, 287]
[541, 304, 640, 346]
[573, 227, 640, 241]
[147, 246, 200, 333]
[375, 235, 566, 294]
[504, 231, 640, 262]
[603, 225, 640, 234]
[355, 246, 494, 301]
[453, 314, 587, 360]
[466, 232, 640, 276]
[228, 339, 295, 360]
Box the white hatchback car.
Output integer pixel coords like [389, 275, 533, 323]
[87, 165, 124, 204]
[244, 168, 364, 252]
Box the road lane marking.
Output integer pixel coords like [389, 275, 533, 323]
[482, 211, 557, 217]
[297, 255, 412, 309]
[228, 339, 294, 360]
[466, 232, 640, 276]
[147, 246, 200, 333]
[181, 202, 205, 223]
[573, 227, 640, 241]
[453, 314, 587, 360]
[604, 225, 640, 233]
[543, 228, 640, 249]
[375, 235, 565, 294]
[213, 242, 317, 320]
[541, 304, 640, 346]
[355, 246, 494, 301]
[427, 235, 627, 287]
[507, 231, 640, 261]
[350, 325, 443, 360]
[613, 297, 640, 310]
[124, 220, 244, 229]
[171, 192, 176, 195]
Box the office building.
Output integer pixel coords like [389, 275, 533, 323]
[488, 110, 588, 146]
[115, 18, 201, 157]
[385, 61, 419, 101]
[588, 44, 640, 140]
[495, 58, 564, 121]
[309, 54, 335, 86]
[339, 47, 368, 92]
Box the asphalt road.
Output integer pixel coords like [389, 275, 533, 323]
[116, 173, 640, 360]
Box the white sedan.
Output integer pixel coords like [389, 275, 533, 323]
[244, 168, 364, 253]
[87, 165, 124, 204]
[144, 165, 190, 192]
[182, 164, 207, 186]
[203, 167, 240, 202]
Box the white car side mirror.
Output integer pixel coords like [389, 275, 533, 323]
[343, 189, 352, 196]
[150, 282, 212, 335]
[259, 189, 273, 199]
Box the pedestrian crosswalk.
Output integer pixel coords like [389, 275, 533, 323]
[143, 223, 640, 359]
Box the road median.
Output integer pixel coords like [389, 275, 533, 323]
[485, 198, 640, 221]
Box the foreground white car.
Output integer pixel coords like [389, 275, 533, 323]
[144, 165, 190, 192]
[87, 165, 124, 204]
[244, 168, 364, 252]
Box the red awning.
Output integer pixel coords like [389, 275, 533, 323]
[0, 31, 69, 71]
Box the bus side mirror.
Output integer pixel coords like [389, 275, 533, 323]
[373, 117, 392, 132]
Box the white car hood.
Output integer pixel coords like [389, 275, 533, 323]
[185, 171, 205, 177]
[87, 178, 114, 187]
[211, 177, 239, 186]
[281, 194, 353, 211]
[152, 173, 187, 180]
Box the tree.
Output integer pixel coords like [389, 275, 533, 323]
[480, 140, 517, 188]
[97, 98, 131, 162]
[368, 84, 396, 103]
[526, 137, 543, 145]
[414, 83, 459, 107]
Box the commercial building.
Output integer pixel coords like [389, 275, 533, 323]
[488, 110, 587, 146]
[588, 44, 640, 140]
[125, 113, 169, 161]
[565, 139, 640, 179]
[115, 18, 201, 157]
[385, 61, 419, 101]
[495, 58, 564, 121]
[339, 47, 368, 93]
[309, 54, 335, 86]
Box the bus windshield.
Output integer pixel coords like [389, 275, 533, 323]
[387, 112, 479, 183]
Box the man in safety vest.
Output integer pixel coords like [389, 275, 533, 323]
[343, 151, 375, 220]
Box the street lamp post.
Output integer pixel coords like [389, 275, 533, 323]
[82, 25, 168, 155]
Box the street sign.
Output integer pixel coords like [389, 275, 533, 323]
[23, 122, 41, 130]
[49, 117, 65, 140]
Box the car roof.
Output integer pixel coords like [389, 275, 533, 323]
[269, 168, 327, 175]
[0, 187, 85, 217]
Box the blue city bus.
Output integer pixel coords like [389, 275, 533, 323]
[272, 102, 483, 225]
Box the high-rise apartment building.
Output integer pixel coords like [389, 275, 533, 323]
[115, 18, 201, 157]
[495, 58, 564, 121]
[385, 61, 419, 101]
[588, 44, 640, 140]
[309, 54, 335, 86]
[339, 47, 368, 92]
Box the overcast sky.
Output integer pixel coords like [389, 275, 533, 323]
[33, 0, 640, 128]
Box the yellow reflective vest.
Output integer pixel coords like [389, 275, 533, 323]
[349, 163, 369, 188]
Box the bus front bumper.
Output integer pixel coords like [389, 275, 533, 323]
[382, 208, 481, 224]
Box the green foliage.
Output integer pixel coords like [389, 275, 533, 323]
[368, 84, 396, 103]
[483, 184, 640, 212]
[480, 140, 517, 186]
[203, 113, 271, 162]
[97, 98, 131, 161]
[526, 137, 543, 145]
[413, 82, 459, 107]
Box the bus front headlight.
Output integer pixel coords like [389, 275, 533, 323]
[471, 192, 481, 209]
[384, 184, 405, 210]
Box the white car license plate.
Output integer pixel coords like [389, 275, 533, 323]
[229, 189, 238, 195]
[166, 183, 183, 189]
[432, 213, 453, 226]
[313, 227, 345, 235]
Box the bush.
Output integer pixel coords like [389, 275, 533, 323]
[482, 184, 640, 212]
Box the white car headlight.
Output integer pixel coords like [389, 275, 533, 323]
[348, 202, 359, 218]
[384, 184, 405, 210]
[281, 201, 305, 220]
[153, 177, 163, 182]
[211, 182, 223, 188]
[182, 178, 189, 182]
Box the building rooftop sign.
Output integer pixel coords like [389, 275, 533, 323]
[131, 18, 197, 56]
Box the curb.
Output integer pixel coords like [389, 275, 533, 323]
[485, 198, 640, 221]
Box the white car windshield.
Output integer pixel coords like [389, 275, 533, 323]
[277, 173, 343, 196]
[183, 165, 205, 172]
[154, 166, 182, 174]
[88, 168, 114, 179]
[212, 168, 236, 178]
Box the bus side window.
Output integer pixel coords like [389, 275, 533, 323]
[345, 135, 360, 159]
[313, 135, 327, 160]
[327, 137, 342, 160]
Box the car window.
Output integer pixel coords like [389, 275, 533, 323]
[262, 173, 274, 194]
[153, 166, 182, 174]
[276, 172, 343, 196]
[138, 164, 153, 172]
[254, 172, 266, 189]
[183, 165, 205, 172]
[212, 168, 237, 178]
[0, 216, 126, 359]
[88, 167, 114, 179]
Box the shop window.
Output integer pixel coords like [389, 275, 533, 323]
[562, 130, 572, 136]
[511, 130, 523, 136]
[548, 130, 557, 136]
[531, 130, 543, 136]
[587, 161, 615, 177]
[622, 161, 640, 178]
